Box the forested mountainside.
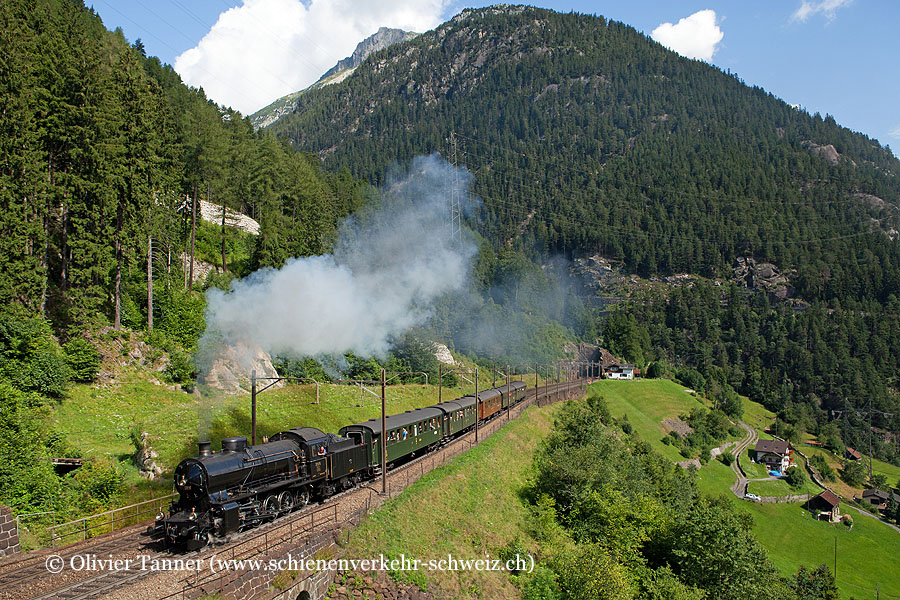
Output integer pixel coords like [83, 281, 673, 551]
[0, 0, 368, 334]
[269, 6, 900, 461]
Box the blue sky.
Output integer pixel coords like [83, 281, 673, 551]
[88, 1, 899, 155]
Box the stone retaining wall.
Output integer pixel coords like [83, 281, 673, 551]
[0, 507, 20, 558]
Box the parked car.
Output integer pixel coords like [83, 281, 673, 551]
[744, 493, 761, 502]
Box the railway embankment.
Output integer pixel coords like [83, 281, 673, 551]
[0, 381, 582, 600]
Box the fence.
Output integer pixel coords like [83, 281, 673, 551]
[46, 493, 175, 548]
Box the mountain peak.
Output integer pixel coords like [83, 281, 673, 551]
[250, 26, 418, 129]
[318, 26, 419, 83]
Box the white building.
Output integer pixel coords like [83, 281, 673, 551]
[605, 364, 634, 380]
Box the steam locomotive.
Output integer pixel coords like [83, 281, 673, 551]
[151, 381, 528, 549]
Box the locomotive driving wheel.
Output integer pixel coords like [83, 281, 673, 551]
[262, 494, 279, 521]
[295, 487, 310, 508]
[278, 490, 294, 515]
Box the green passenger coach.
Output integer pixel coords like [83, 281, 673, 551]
[339, 406, 444, 469]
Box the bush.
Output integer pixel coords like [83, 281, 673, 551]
[718, 451, 735, 466]
[810, 455, 836, 482]
[619, 414, 633, 435]
[157, 289, 205, 350]
[522, 565, 561, 600]
[498, 536, 529, 575]
[784, 466, 807, 489]
[63, 337, 101, 382]
[645, 362, 664, 379]
[841, 460, 867, 488]
[165, 348, 196, 388]
[71, 459, 125, 509]
[675, 368, 705, 391]
[0, 312, 70, 398]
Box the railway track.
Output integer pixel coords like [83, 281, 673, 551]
[1, 380, 584, 600]
[0, 522, 160, 600]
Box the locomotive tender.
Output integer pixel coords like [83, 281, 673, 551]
[152, 381, 528, 549]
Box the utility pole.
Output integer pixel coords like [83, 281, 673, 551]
[189, 182, 197, 291]
[147, 236, 153, 332]
[506, 365, 511, 421]
[250, 369, 257, 445]
[219, 183, 227, 273]
[449, 132, 462, 243]
[475, 368, 479, 444]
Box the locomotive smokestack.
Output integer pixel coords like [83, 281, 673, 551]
[197, 441, 212, 457]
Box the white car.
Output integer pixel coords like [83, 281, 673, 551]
[744, 493, 761, 502]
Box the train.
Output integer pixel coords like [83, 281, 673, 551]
[151, 381, 528, 549]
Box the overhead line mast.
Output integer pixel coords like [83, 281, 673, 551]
[450, 131, 462, 244]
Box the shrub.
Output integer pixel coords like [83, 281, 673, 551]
[71, 459, 125, 510]
[522, 565, 561, 600]
[0, 312, 70, 398]
[165, 348, 196, 388]
[675, 368, 705, 392]
[784, 466, 807, 489]
[645, 362, 664, 379]
[620, 414, 633, 435]
[157, 289, 205, 350]
[841, 460, 867, 488]
[498, 536, 529, 575]
[63, 337, 101, 382]
[810, 455, 836, 482]
[718, 451, 735, 466]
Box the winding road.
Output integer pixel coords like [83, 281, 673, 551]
[729, 421, 758, 498]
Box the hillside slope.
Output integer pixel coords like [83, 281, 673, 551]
[270, 5, 900, 305]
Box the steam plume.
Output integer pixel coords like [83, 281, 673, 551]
[200, 154, 477, 371]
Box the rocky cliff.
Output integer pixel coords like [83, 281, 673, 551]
[250, 27, 418, 130]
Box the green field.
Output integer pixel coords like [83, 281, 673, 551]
[741, 395, 776, 433]
[688, 401, 900, 600]
[587, 379, 710, 462]
[746, 477, 821, 498]
[340, 403, 564, 600]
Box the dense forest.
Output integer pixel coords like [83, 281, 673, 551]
[267, 6, 900, 461]
[0, 0, 371, 515]
[1, 0, 369, 329]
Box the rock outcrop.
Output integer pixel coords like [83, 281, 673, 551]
[733, 257, 794, 300]
[199, 341, 282, 395]
[134, 431, 163, 480]
[199, 199, 260, 235]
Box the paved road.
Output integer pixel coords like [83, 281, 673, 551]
[729, 421, 758, 498]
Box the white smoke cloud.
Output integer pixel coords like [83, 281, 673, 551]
[201, 154, 477, 364]
[174, 0, 450, 115]
[651, 9, 723, 62]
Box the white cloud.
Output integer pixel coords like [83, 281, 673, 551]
[890, 125, 900, 140]
[174, 0, 450, 115]
[650, 9, 723, 62]
[791, 0, 853, 23]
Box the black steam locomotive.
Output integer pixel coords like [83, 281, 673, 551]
[152, 381, 527, 549]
